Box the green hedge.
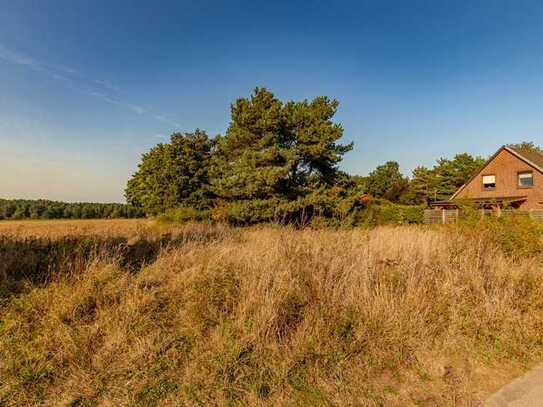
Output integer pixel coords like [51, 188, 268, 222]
[158, 198, 425, 228]
[351, 200, 424, 227]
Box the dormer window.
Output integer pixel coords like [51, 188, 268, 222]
[518, 171, 534, 187]
[482, 175, 496, 190]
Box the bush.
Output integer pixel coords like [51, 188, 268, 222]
[352, 199, 424, 227]
[207, 195, 344, 226]
[158, 207, 210, 224]
[225, 199, 280, 225]
[158, 197, 426, 229]
[214, 194, 361, 227]
[458, 210, 543, 258]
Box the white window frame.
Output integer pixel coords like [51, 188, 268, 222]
[482, 175, 496, 190]
[518, 171, 534, 187]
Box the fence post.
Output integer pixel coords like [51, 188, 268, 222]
[456, 208, 459, 223]
[441, 209, 446, 224]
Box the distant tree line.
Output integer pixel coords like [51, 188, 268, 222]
[125, 87, 539, 225]
[0, 199, 144, 220]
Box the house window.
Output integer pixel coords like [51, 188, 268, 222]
[518, 171, 534, 187]
[482, 175, 496, 190]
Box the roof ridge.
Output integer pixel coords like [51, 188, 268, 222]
[506, 145, 543, 156]
[503, 146, 543, 173]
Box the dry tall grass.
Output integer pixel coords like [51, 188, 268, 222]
[1, 221, 543, 405]
[0, 218, 156, 238]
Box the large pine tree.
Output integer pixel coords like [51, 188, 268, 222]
[210, 88, 352, 204]
[210, 88, 294, 201]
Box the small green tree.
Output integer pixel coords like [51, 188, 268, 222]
[409, 166, 438, 203]
[407, 153, 484, 203]
[365, 161, 406, 201]
[126, 130, 214, 215]
[433, 153, 485, 199]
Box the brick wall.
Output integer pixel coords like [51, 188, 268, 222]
[455, 149, 543, 210]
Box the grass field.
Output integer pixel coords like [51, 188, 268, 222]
[1, 219, 543, 405]
[0, 218, 152, 238]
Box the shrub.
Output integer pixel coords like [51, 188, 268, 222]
[158, 207, 210, 224]
[160, 198, 426, 228]
[352, 199, 424, 227]
[207, 195, 348, 226]
[458, 210, 543, 258]
[224, 199, 280, 225]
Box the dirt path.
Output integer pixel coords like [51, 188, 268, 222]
[485, 365, 543, 406]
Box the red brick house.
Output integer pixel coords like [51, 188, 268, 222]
[434, 145, 543, 211]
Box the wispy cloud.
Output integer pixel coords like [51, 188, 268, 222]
[0, 44, 40, 68]
[87, 91, 146, 115]
[153, 114, 182, 129]
[0, 43, 181, 129]
[47, 62, 84, 77]
[93, 79, 120, 92]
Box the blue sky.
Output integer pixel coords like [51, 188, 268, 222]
[1, 0, 543, 202]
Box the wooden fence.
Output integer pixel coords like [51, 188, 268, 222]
[423, 209, 543, 225]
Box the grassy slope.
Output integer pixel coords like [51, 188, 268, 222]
[1, 221, 543, 405]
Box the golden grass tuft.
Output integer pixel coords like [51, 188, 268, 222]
[1, 220, 543, 405]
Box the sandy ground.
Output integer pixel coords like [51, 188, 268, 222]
[486, 365, 543, 406]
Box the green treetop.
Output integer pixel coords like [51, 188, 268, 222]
[125, 130, 214, 215]
[211, 87, 352, 202]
